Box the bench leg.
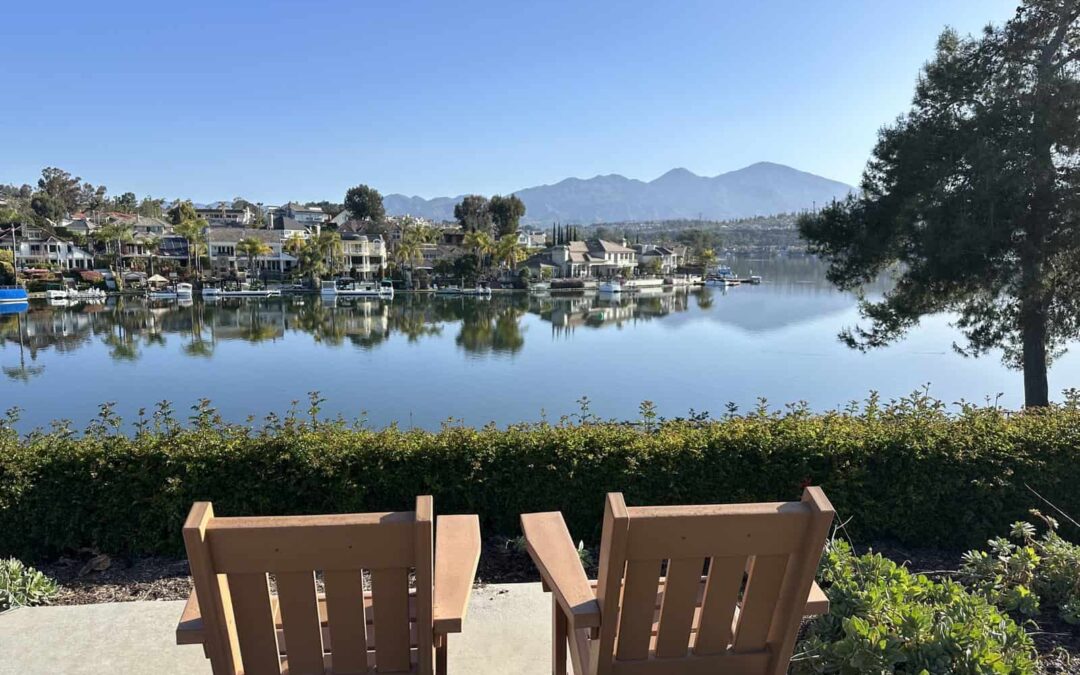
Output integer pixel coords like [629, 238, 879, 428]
[553, 596, 567, 675]
[436, 638, 448, 675]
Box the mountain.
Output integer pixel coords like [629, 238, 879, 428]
[382, 162, 855, 224]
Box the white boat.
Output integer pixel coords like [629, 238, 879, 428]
[67, 288, 105, 299]
[330, 280, 393, 298]
[320, 280, 339, 296]
[203, 285, 281, 298]
[598, 280, 622, 294]
[705, 276, 740, 287]
[461, 282, 492, 297]
[336, 286, 383, 297]
[149, 283, 192, 300]
[46, 289, 69, 301]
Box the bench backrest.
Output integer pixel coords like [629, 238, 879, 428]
[592, 487, 833, 675]
[183, 496, 434, 674]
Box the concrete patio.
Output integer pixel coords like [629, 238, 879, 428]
[0, 583, 551, 674]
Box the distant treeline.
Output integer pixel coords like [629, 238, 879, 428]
[577, 213, 804, 251]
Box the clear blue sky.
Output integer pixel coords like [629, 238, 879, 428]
[2, 0, 1018, 204]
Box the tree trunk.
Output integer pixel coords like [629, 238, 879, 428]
[1021, 293, 1049, 407]
[1020, 46, 1060, 408]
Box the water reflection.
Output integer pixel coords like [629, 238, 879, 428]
[2, 256, 893, 375]
[2, 290, 719, 368]
[15, 257, 1001, 432]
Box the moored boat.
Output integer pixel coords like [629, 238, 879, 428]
[204, 284, 281, 298]
[0, 286, 29, 304]
[461, 282, 492, 297]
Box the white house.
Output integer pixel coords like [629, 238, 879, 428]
[633, 244, 685, 274]
[338, 224, 388, 279]
[207, 228, 299, 278]
[546, 239, 638, 278]
[0, 223, 95, 270]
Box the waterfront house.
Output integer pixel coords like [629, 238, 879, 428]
[0, 222, 95, 270]
[633, 243, 684, 274]
[156, 235, 192, 267]
[416, 242, 466, 270]
[337, 223, 388, 279]
[527, 239, 638, 278]
[207, 228, 298, 279]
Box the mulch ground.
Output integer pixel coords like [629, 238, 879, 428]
[34, 540, 1080, 673]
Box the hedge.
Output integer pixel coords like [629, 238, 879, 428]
[1, 394, 1079, 559]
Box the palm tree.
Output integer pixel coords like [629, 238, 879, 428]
[283, 233, 306, 280]
[236, 237, 272, 281]
[173, 218, 207, 275]
[315, 231, 344, 278]
[463, 230, 494, 270]
[395, 237, 422, 269]
[143, 235, 160, 276]
[494, 234, 526, 272]
[416, 225, 440, 244]
[93, 222, 134, 270]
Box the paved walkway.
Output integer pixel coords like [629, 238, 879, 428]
[0, 582, 551, 674]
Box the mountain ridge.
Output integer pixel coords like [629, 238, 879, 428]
[382, 162, 854, 224]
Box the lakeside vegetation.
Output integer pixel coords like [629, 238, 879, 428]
[2, 391, 1079, 559]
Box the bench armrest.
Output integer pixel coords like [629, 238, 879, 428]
[520, 512, 601, 629]
[176, 588, 206, 645]
[433, 514, 481, 635]
[805, 581, 829, 616]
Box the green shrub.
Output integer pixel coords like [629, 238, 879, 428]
[0, 558, 58, 611]
[960, 511, 1080, 625]
[1, 394, 1079, 559]
[794, 540, 1036, 674]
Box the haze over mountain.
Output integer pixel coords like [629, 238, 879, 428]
[383, 162, 855, 224]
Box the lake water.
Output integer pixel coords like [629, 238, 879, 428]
[3, 257, 1078, 432]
